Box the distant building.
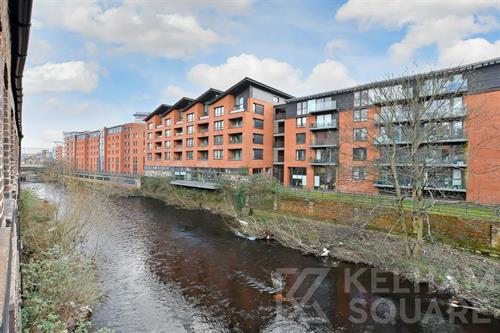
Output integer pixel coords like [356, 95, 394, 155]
[63, 119, 146, 176]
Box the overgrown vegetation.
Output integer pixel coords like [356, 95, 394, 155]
[20, 189, 112, 333]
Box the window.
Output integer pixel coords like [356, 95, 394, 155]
[231, 149, 242, 160]
[354, 109, 368, 122]
[165, 152, 171, 160]
[165, 140, 171, 149]
[253, 133, 264, 144]
[296, 149, 306, 161]
[353, 167, 367, 180]
[214, 120, 224, 130]
[186, 138, 194, 147]
[235, 95, 245, 110]
[147, 132, 152, 140]
[186, 151, 194, 160]
[353, 147, 367, 161]
[148, 143, 152, 150]
[296, 117, 306, 128]
[254, 118, 264, 129]
[316, 113, 333, 126]
[253, 149, 263, 160]
[354, 91, 360, 108]
[296, 101, 308, 115]
[273, 96, 279, 103]
[148, 153, 152, 160]
[214, 135, 224, 145]
[354, 128, 367, 141]
[253, 103, 264, 115]
[296, 133, 306, 144]
[148, 123, 153, 130]
[187, 113, 194, 122]
[165, 129, 171, 137]
[214, 149, 224, 160]
[165, 118, 171, 126]
[187, 125, 194, 134]
[230, 133, 242, 144]
[215, 106, 224, 117]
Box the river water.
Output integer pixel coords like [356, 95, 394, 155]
[25, 183, 499, 333]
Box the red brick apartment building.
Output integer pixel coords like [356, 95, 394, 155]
[64, 122, 146, 176]
[144, 78, 294, 182]
[272, 58, 500, 205]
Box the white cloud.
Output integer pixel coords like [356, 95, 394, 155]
[164, 85, 197, 101]
[24, 61, 100, 93]
[29, 40, 53, 65]
[336, 0, 500, 63]
[324, 39, 349, 56]
[187, 54, 356, 96]
[40, 129, 63, 144]
[35, 1, 230, 59]
[438, 38, 500, 66]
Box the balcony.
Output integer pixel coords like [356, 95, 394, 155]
[375, 131, 466, 145]
[374, 178, 466, 192]
[199, 142, 209, 148]
[175, 132, 184, 137]
[229, 123, 243, 129]
[376, 155, 467, 167]
[229, 138, 243, 144]
[309, 156, 338, 165]
[310, 140, 338, 148]
[273, 141, 284, 149]
[156, 124, 162, 129]
[174, 145, 183, 150]
[231, 105, 246, 113]
[274, 112, 286, 121]
[309, 120, 337, 131]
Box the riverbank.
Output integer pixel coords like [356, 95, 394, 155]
[20, 187, 112, 332]
[136, 176, 500, 317]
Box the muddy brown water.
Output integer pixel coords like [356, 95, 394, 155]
[25, 183, 499, 333]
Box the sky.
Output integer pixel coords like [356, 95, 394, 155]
[23, 0, 500, 149]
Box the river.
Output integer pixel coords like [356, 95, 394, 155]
[25, 183, 499, 333]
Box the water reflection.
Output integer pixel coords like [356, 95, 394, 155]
[24, 183, 499, 333]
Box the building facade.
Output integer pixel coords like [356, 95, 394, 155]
[143, 78, 294, 181]
[64, 122, 146, 176]
[272, 58, 500, 205]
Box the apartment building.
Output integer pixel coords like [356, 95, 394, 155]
[144, 78, 294, 181]
[273, 58, 500, 205]
[64, 122, 146, 176]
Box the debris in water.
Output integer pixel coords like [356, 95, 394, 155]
[235, 230, 257, 241]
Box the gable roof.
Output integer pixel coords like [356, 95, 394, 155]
[207, 77, 294, 104]
[181, 88, 223, 111]
[144, 104, 172, 121]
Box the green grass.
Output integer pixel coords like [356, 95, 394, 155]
[277, 187, 500, 221]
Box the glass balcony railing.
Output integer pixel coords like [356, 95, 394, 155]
[274, 112, 286, 120]
[310, 139, 338, 147]
[273, 141, 284, 148]
[309, 120, 337, 130]
[309, 156, 338, 164]
[374, 178, 465, 191]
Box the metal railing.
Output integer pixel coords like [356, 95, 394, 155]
[309, 120, 337, 130]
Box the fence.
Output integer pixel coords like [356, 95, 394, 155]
[276, 186, 500, 221]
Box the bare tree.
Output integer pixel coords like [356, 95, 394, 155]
[362, 69, 475, 259]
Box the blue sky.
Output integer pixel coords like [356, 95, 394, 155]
[23, 0, 500, 148]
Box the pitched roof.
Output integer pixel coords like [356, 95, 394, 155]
[207, 77, 294, 104]
[143, 104, 172, 121]
[181, 88, 223, 111]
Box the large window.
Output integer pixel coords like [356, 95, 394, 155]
[296, 149, 306, 161]
[186, 151, 194, 160]
[353, 167, 367, 180]
[165, 152, 171, 160]
[254, 118, 264, 129]
[230, 149, 242, 160]
[165, 140, 171, 149]
[214, 149, 224, 160]
[353, 147, 367, 161]
[215, 106, 224, 117]
[165, 118, 171, 126]
[187, 125, 194, 134]
[253, 149, 263, 160]
[354, 109, 368, 122]
[296, 117, 306, 128]
[214, 135, 223, 145]
[296, 101, 308, 115]
[354, 128, 368, 141]
[186, 138, 194, 147]
[187, 113, 194, 122]
[253, 133, 264, 144]
[214, 120, 224, 130]
[253, 103, 264, 115]
[165, 129, 171, 137]
[296, 133, 306, 144]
